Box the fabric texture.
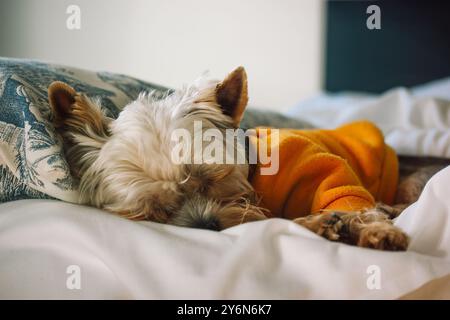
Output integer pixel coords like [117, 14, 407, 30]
[0, 57, 168, 203]
[286, 81, 450, 158]
[250, 121, 398, 219]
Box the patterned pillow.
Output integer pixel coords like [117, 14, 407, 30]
[0, 57, 168, 203]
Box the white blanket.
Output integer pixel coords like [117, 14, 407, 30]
[0, 165, 449, 299]
[286, 78, 450, 158]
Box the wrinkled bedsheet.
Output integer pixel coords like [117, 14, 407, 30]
[0, 165, 449, 299]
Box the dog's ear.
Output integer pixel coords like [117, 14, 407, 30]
[48, 81, 77, 128]
[48, 81, 110, 177]
[48, 81, 110, 137]
[215, 67, 248, 126]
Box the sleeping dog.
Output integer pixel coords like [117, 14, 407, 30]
[47, 67, 442, 251]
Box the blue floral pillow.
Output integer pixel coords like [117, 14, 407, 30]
[0, 57, 168, 203]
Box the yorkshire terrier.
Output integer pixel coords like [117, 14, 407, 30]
[48, 67, 444, 251]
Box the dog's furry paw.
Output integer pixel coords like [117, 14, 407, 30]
[294, 213, 345, 241]
[294, 208, 409, 251]
[357, 222, 409, 251]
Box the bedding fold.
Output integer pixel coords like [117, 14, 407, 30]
[287, 83, 450, 158]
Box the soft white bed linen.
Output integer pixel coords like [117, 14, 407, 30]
[0, 165, 449, 299]
[286, 78, 450, 158]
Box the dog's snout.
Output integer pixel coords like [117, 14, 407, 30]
[191, 216, 221, 231]
[171, 195, 225, 231]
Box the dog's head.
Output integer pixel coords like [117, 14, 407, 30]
[48, 67, 267, 230]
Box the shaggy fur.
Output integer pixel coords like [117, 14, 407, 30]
[49, 68, 267, 229]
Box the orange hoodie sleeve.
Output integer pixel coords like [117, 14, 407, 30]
[250, 121, 397, 220]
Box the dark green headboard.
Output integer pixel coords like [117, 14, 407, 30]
[325, 0, 450, 93]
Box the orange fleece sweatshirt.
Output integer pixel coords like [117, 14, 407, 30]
[249, 121, 398, 219]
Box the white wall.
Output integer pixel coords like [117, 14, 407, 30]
[0, 0, 324, 110]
